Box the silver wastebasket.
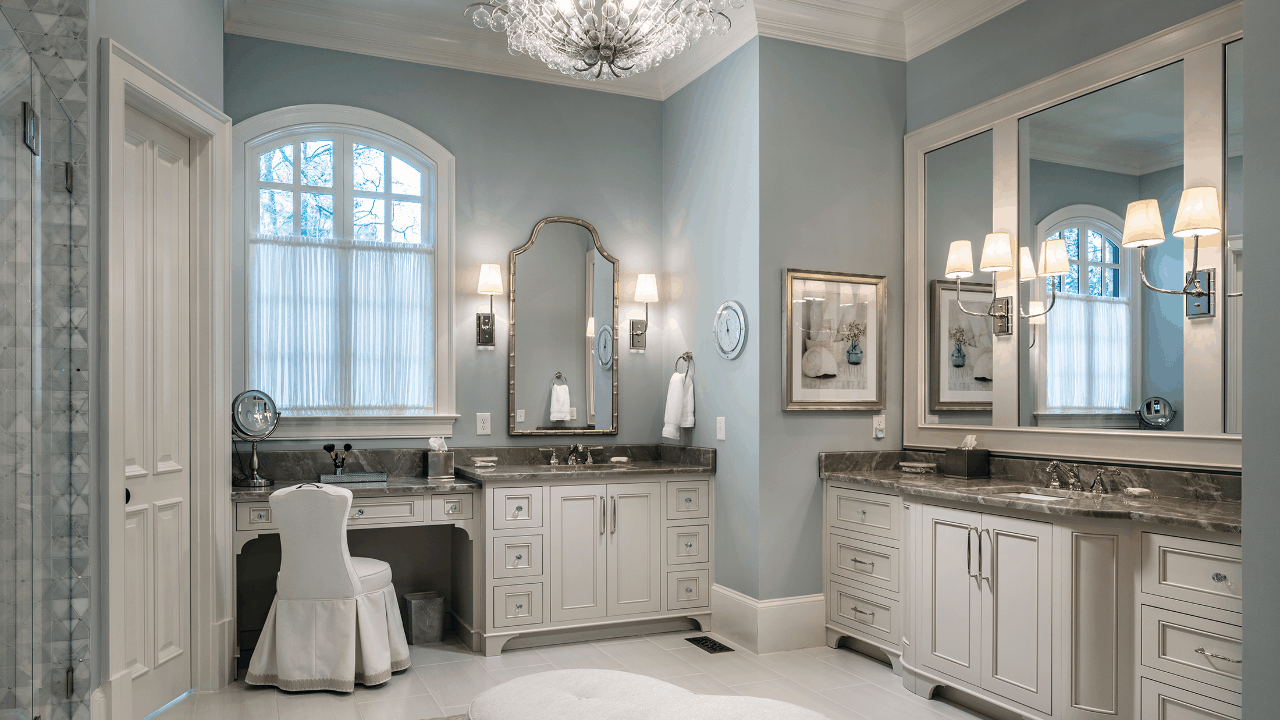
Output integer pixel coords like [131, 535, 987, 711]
[403, 591, 445, 644]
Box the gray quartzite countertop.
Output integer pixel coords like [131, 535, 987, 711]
[230, 476, 479, 502]
[823, 469, 1241, 534]
[455, 461, 714, 482]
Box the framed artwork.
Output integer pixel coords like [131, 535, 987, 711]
[930, 279, 994, 411]
[784, 269, 886, 411]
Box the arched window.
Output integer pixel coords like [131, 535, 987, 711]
[1033, 204, 1141, 423]
[233, 106, 456, 438]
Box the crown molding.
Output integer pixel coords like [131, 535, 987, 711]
[905, 0, 1028, 60]
[754, 0, 905, 59]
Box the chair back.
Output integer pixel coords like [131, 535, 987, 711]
[269, 484, 361, 599]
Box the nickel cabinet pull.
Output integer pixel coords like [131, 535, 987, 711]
[852, 607, 875, 622]
[1195, 647, 1241, 664]
[852, 558, 875, 571]
[600, 495, 605, 536]
[979, 528, 992, 582]
[611, 496, 617, 534]
[967, 527, 979, 579]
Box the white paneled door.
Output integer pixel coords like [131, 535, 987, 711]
[120, 104, 192, 720]
[550, 484, 607, 622]
[606, 482, 661, 616]
[921, 505, 982, 685]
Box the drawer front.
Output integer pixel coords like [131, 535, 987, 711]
[828, 532, 898, 594]
[236, 503, 276, 531]
[492, 534, 544, 579]
[666, 480, 710, 521]
[666, 525, 710, 566]
[1142, 533, 1241, 613]
[1141, 606, 1242, 693]
[493, 487, 544, 530]
[492, 582, 544, 628]
[1140, 678, 1240, 720]
[826, 485, 898, 541]
[431, 493, 474, 521]
[828, 580, 898, 647]
[348, 496, 422, 526]
[666, 568, 710, 610]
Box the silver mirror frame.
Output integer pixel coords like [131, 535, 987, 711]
[508, 216, 620, 436]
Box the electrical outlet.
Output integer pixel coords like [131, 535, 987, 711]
[570, 407, 577, 420]
[477, 412, 491, 435]
[516, 409, 525, 423]
[873, 414, 886, 439]
[716, 417, 726, 441]
[926, 414, 940, 424]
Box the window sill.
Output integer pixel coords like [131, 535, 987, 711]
[268, 414, 461, 440]
[1033, 412, 1139, 430]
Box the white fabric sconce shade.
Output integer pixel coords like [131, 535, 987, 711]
[587, 316, 595, 337]
[945, 240, 975, 279]
[1172, 186, 1222, 238]
[1019, 247, 1037, 282]
[1027, 301, 1046, 325]
[979, 232, 1014, 273]
[634, 273, 659, 303]
[1122, 199, 1166, 247]
[1039, 238, 1070, 277]
[477, 263, 504, 295]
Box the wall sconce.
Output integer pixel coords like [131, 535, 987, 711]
[631, 273, 659, 349]
[947, 233, 1068, 337]
[476, 263, 503, 346]
[587, 316, 595, 337]
[1122, 187, 1232, 318]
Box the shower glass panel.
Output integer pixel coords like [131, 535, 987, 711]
[0, 10, 77, 720]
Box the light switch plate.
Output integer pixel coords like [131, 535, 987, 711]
[477, 413, 491, 435]
[516, 409, 525, 423]
[872, 414, 886, 439]
[716, 417, 726, 441]
[570, 407, 577, 420]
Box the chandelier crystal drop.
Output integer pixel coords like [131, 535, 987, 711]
[465, 0, 742, 81]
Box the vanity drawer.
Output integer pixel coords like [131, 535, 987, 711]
[828, 532, 898, 595]
[431, 493, 474, 521]
[828, 580, 898, 647]
[236, 503, 276, 531]
[826, 485, 899, 542]
[1140, 678, 1240, 720]
[1141, 533, 1241, 613]
[492, 487, 544, 530]
[666, 525, 710, 565]
[666, 569, 710, 610]
[666, 480, 710, 521]
[492, 534, 544, 579]
[1141, 605, 1242, 693]
[348, 496, 423, 526]
[492, 582, 544, 628]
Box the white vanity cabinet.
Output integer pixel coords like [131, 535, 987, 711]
[478, 474, 712, 656]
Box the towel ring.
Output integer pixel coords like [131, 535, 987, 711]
[552, 371, 568, 386]
[675, 351, 693, 373]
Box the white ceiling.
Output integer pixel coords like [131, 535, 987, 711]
[224, 0, 1028, 100]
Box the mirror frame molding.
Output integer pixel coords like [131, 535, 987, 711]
[904, 3, 1242, 470]
[507, 216, 620, 436]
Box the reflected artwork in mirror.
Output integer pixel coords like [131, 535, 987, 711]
[509, 217, 618, 435]
[1225, 39, 1242, 433]
[924, 130, 994, 424]
[1019, 61, 1185, 431]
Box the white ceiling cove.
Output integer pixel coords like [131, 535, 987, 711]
[224, 0, 1027, 100]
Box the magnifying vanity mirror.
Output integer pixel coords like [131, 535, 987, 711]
[508, 217, 619, 435]
[232, 389, 280, 486]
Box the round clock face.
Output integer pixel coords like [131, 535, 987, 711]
[596, 325, 614, 368]
[714, 301, 748, 359]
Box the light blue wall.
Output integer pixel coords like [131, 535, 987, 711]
[757, 37, 905, 600]
[1136, 165, 1185, 428]
[1028, 160, 1137, 225]
[662, 39, 762, 597]
[224, 35, 667, 449]
[905, 0, 1232, 132]
[1242, 3, 1280, 708]
[92, 0, 224, 108]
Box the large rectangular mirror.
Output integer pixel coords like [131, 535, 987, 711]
[509, 217, 618, 435]
[1225, 39, 1243, 434]
[1018, 61, 1185, 430]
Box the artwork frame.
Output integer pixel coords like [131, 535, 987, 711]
[784, 269, 886, 411]
[930, 279, 995, 411]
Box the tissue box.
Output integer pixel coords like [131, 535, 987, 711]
[426, 451, 455, 479]
[943, 448, 989, 479]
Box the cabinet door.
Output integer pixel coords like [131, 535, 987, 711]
[921, 505, 982, 685]
[981, 513, 1053, 714]
[550, 484, 607, 622]
[607, 482, 662, 616]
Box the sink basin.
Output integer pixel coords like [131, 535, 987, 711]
[994, 492, 1069, 502]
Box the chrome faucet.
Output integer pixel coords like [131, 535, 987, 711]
[1044, 461, 1081, 491]
[567, 444, 588, 465]
[1090, 468, 1117, 495]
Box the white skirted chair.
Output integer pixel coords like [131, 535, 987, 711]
[246, 483, 411, 692]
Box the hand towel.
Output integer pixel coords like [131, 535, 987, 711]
[679, 372, 695, 429]
[549, 384, 571, 421]
[662, 371, 694, 439]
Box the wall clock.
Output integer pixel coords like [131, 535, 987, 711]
[714, 300, 748, 360]
[596, 324, 614, 368]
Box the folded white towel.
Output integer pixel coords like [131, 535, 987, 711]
[662, 371, 695, 439]
[680, 372, 695, 429]
[549, 384, 571, 421]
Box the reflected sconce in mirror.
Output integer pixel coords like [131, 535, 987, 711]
[631, 273, 658, 349]
[947, 233, 1067, 337]
[1122, 187, 1237, 319]
[477, 263, 504, 346]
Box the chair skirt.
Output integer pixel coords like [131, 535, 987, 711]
[246, 582, 411, 692]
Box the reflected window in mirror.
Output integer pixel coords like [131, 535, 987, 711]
[1020, 61, 1184, 430]
[1225, 39, 1243, 434]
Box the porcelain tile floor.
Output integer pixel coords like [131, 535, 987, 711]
[153, 631, 991, 720]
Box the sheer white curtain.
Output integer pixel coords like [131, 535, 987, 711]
[249, 234, 434, 415]
[1045, 294, 1130, 411]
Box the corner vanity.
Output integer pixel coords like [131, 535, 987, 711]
[821, 453, 1241, 720]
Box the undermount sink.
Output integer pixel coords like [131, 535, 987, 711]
[994, 492, 1069, 502]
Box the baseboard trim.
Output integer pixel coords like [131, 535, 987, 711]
[711, 584, 825, 654]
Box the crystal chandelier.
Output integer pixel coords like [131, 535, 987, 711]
[465, 0, 743, 81]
